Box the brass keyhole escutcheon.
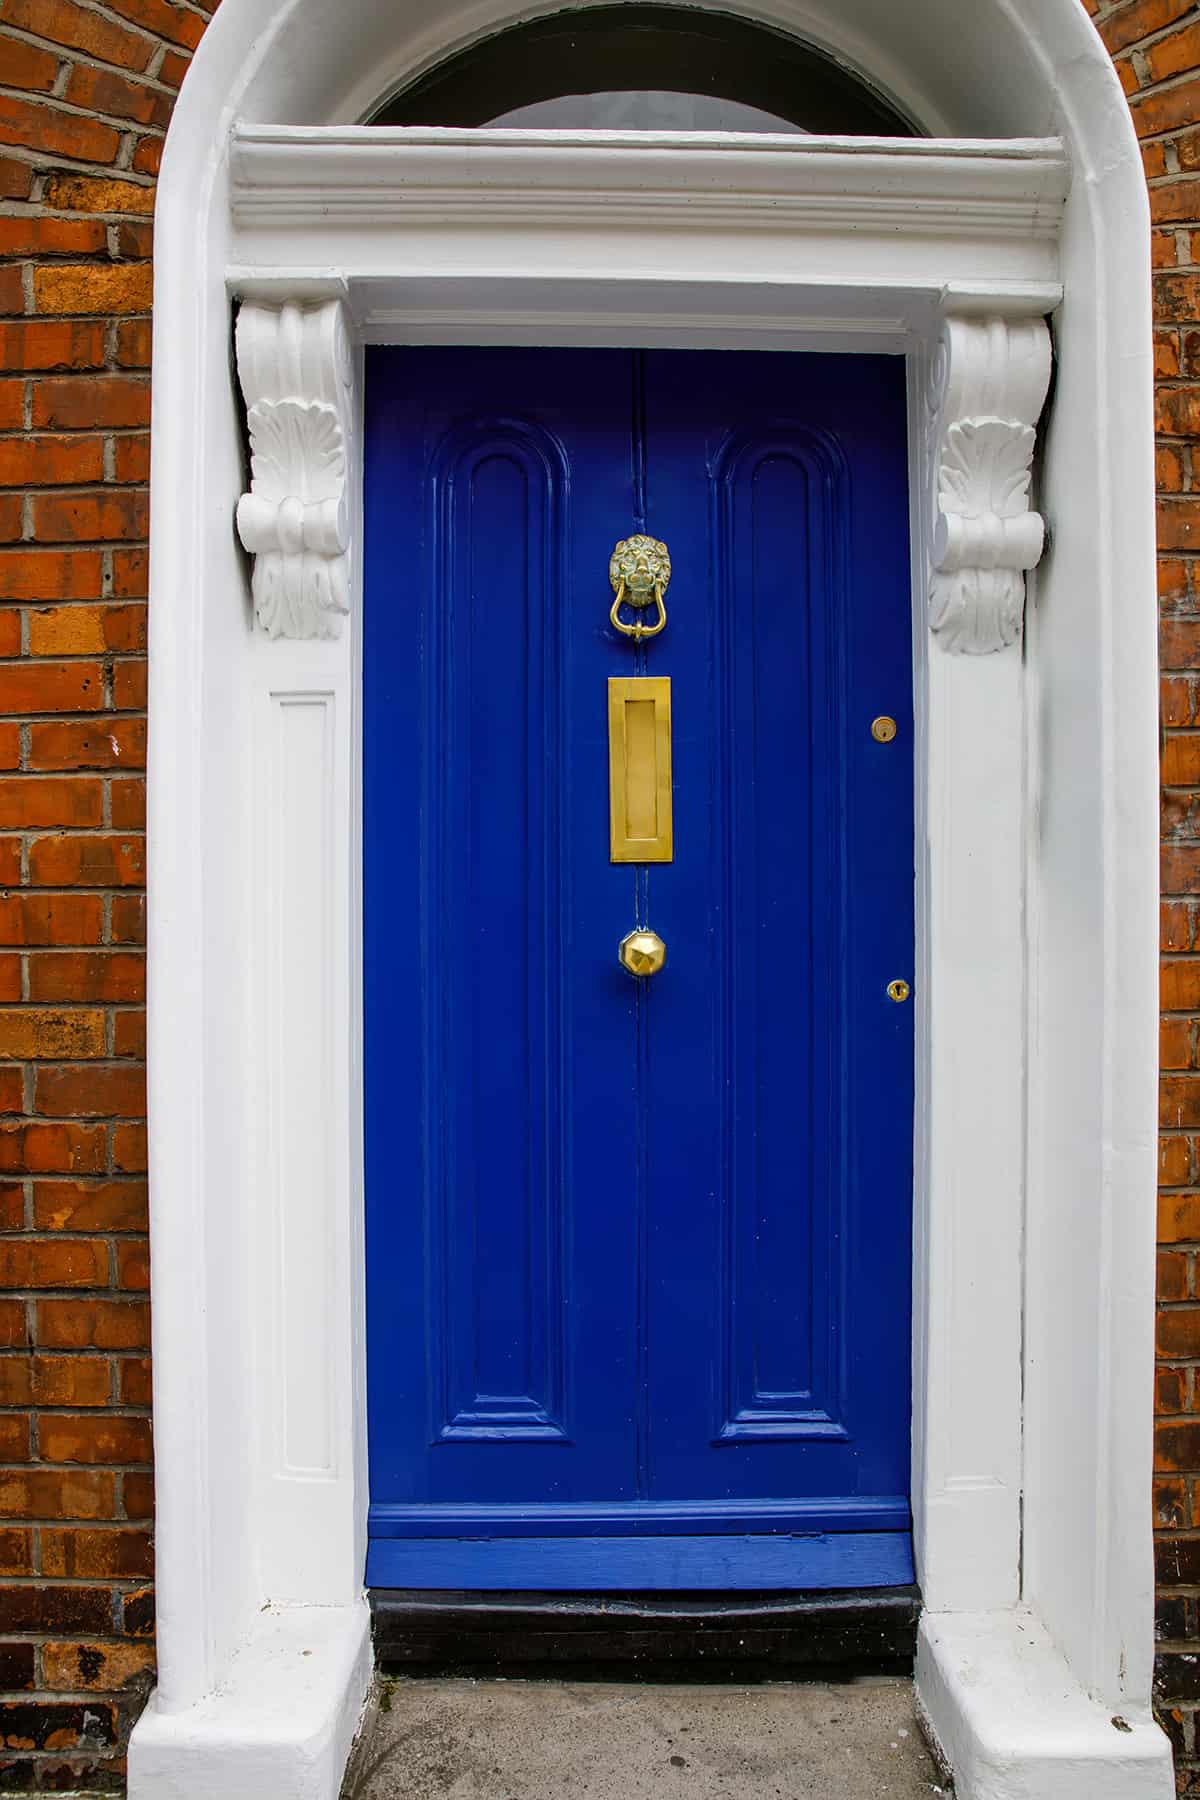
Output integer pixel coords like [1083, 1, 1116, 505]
[887, 979, 911, 1003]
[871, 715, 898, 744]
[619, 928, 667, 978]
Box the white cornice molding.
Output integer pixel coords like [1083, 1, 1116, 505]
[229, 126, 1069, 239]
[926, 312, 1052, 653]
[234, 298, 356, 640]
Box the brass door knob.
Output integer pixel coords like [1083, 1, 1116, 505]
[619, 928, 666, 978]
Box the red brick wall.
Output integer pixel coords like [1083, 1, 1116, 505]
[0, 0, 212, 1786]
[0, 0, 1197, 1792]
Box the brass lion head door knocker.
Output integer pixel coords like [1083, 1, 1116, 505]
[609, 533, 670, 642]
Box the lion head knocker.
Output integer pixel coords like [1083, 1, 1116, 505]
[609, 534, 670, 642]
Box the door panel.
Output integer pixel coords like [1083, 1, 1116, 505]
[365, 351, 640, 1508]
[364, 345, 914, 1588]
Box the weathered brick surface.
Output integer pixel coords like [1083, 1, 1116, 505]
[0, 0, 213, 1783]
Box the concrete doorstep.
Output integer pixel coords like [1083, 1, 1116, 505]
[343, 1677, 950, 1799]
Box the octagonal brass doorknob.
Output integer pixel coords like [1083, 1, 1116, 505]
[619, 927, 667, 978]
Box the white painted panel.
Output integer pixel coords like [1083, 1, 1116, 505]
[269, 691, 337, 1478]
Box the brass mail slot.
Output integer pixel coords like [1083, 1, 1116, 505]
[608, 676, 673, 863]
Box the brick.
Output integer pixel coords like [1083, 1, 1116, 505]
[119, 1357, 150, 1405]
[0, 268, 22, 324]
[0, 0, 157, 71]
[1163, 1016, 1191, 1067]
[0, 1643, 33, 1692]
[112, 1011, 144, 1059]
[42, 1639, 154, 1689]
[31, 489, 149, 543]
[36, 1299, 148, 1351]
[45, 172, 155, 215]
[0, 320, 105, 374]
[0, 552, 102, 603]
[112, 1123, 145, 1173]
[29, 834, 145, 887]
[0, 215, 107, 258]
[114, 318, 150, 368]
[0, 1354, 110, 1407]
[0, 381, 21, 428]
[116, 1239, 148, 1291]
[1160, 1307, 1200, 1358]
[32, 376, 150, 430]
[34, 263, 153, 317]
[0, 1064, 19, 1107]
[0, 778, 101, 828]
[0, 838, 21, 885]
[1156, 271, 1200, 322]
[103, 0, 205, 45]
[40, 1413, 152, 1465]
[1164, 898, 1195, 946]
[0, 1583, 113, 1638]
[1146, 21, 1200, 86]
[121, 1584, 153, 1635]
[110, 895, 144, 944]
[132, 135, 162, 177]
[0, 1237, 107, 1289]
[0, 1414, 29, 1459]
[1159, 499, 1200, 552]
[0, 1700, 115, 1753]
[111, 547, 146, 598]
[1098, 0, 1196, 53]
[1159, 443, 1186, 491]
[0, 95, 120, 165]
[33, 1179, 147, 1232]
[0, 32, 61, 92]
[1163, 961, 1200, 1008]
[160, 47, 190, 86]
[123, 1472, 152, 1518]
[30, 604, 146, 656]
[1158, 1419, 1200, 1470]
[0, 157, 31, 200]
[0, 894, 103, 946]
[0, 1122, 106, 1175]
[1134, 77, 1200, 137]
[28, 718, 145, 771]
[1158, 330, 1182, 378]
[111, 661, 146, 710]
[113, 436, 149, 484]
[64, 64, 174, 131]
[1161, 1191, 1200, 1241]
[1163, 1076, 1200, 1127]
[0, 435, 104, 487]
[0, 1467, 113, 1519]
[35, 1065, 145, 1119]
[0, 1529, 31, 1574]
[0, 659, 107, 717]
[0, 1010, 104, 1059]
[110, 776, 144, 829]
[42, 1529, 153, 1583]
[27, 953, 144, 1003]
[1164, 844, 1200, 894]
[0, 1302, 27, 1349]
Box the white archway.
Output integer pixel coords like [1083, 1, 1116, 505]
[134, 3, 1168, 1796]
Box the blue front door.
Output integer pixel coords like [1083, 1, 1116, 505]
[363, 347, 914, 1590]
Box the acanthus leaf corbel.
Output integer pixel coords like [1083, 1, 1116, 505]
[235, 297, 356, 640]
[926, 313, 1053, 654]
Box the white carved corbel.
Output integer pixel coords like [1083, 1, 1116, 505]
[926, 314, 1052, 653]
[235, 298, 356, 639]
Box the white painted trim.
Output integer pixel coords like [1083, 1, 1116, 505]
[138, 2, 1169, 1796]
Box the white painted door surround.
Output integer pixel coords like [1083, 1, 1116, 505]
[132, 3, 1170, 1797]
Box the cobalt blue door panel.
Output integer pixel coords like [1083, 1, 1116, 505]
[364, 346, 914, 1589]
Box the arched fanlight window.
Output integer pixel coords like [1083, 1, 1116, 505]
[370, 5, 918, 135]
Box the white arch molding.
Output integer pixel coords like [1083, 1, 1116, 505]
[134, 1, 1171, 1796]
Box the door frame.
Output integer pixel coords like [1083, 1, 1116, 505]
[134, 24, 1168, 1796]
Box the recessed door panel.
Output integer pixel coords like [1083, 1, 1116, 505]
[364, 345, 914, 1586]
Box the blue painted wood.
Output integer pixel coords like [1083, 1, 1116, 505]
[365, 1531, 915, 1592]
[364, 347, 914, 1589]
[368, 1495, 911, 1535]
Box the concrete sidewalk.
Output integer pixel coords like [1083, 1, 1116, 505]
[345, 1677, 949, 1799]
